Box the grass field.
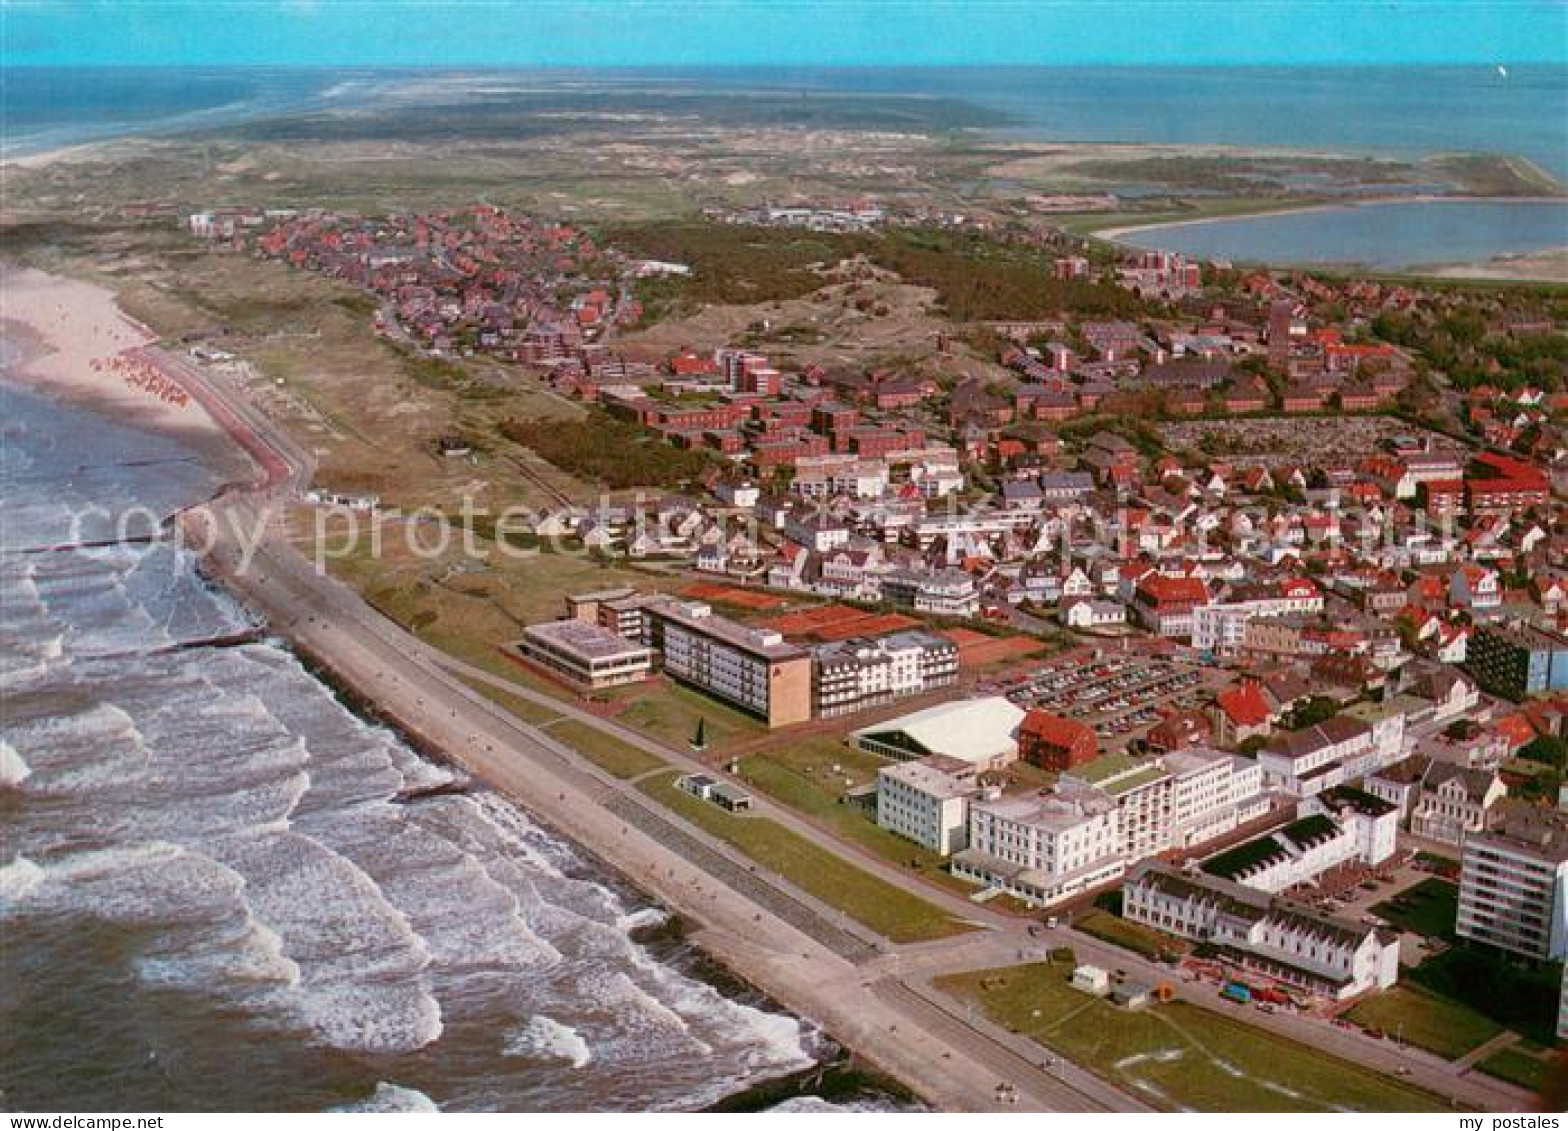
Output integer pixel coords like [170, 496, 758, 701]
[454, 672, 569, 726]
[1074, 909, 1187, 961]
[1371, 878, 1459, 940]
[736, 736, 950, 867]
[609, 679, 767, 753]
[1343, 985, 1503, 1060]
[543, 718, 666, 779]
[1478, 1041, 1556, 1094]
[937, 963, 1450, 1112]
[638, 771, 971, 944]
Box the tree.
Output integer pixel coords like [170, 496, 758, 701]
[691, 717, 707, 751]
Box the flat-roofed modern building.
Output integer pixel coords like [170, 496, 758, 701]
[518, 619, 654, 689]
[1467, 623, 1568, 698]
[876, 753, 980, 856]
[1060, 748, 1268, 860]
[953, 791, 1125, 908]
[642, 598, 812, 728]
[1457, 801, 1568, 961]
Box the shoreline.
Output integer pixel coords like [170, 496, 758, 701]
[0, 358, 880, 1112]
[286, 632, 912, 1109]
[1094, 192, 1568, 241]
[0, 266, 252, 477]
[0, 271, 1053, 1111]
[1090, 195, 1568, 282]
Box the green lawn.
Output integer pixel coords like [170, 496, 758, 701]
[1344, 985, 1503, 1060]
[545, 719, 666, 779]
[936, 964, 1450, 1112]
[1075, 909, 1187, 961]
[1371, 878, 1459, 940]
[639, 771, 971, 944]
[455, 672, 569, 726]
[1405, 947, 1563, 1046]
[1479, 1041, 1555, 1094]
[611, 679, 766, 753]
[737, 737, 951, 871]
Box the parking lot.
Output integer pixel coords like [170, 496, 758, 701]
[985, 650, 1229, 749]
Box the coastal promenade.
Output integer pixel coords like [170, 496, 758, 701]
[156, 347, 1134, 1113]
[146, 342, 1533, 1115]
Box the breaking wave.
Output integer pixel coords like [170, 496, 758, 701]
[0, 381, 814, 1110]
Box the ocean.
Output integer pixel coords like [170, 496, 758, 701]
[0, 374, 860, 1112]
[5, 65, 1565, 178]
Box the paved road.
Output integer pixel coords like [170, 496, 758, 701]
[152, 346, 1533, 1115]
[159, 351, 1129, 1113]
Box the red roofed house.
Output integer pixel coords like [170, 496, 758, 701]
[1017, 709, 1100, 771]
[1131, 574, 1212, 638]
[1210, 678, 1273, 747]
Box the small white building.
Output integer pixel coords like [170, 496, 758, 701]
[1071, 964, 1111, 995]
[1060, 598, 1127, 630]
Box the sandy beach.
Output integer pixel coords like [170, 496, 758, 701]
[1428, 248, 1568, 282]
[0, 265, 252, 473]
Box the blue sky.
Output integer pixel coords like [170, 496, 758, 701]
[6, 1, 1566, 66]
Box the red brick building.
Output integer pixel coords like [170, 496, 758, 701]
[1017, 709, 1100, 771]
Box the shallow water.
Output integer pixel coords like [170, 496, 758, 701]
[1116, 199, 1568, 271]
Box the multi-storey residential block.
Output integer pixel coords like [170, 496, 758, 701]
[1467, 623, 1568, 698]
[638, 598, 812, 728]
[812, 630, 958, 718]
[1457, 802, 1568, 961]
[881, 568, 980, 617]
[876, 754, 981, 856]
[953, 792, 1125, 908]
[1123, 862, 1400, 999]
[1060, 748, 1268, 861]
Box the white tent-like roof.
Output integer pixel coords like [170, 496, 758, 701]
[852, 696, 1026, 767]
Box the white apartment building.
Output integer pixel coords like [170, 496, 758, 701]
[1300, 786, 1399, 866]
[1124, 861, 1400, 999]
[812, 630, 958, 718]
[1457, 803, 1568, 961]
[876, 754, 980, 856]
[1060, 749, 1268, 861]
[952, 792, 1125, 908]
[881, 568, 980, 617]
[782, 513, 852, 552]
[909, 510, 1024, 550]
[1168, 748, 1269, 848]
[1191, 604, 1255, 655]
[1192, 577, 1324, 652]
